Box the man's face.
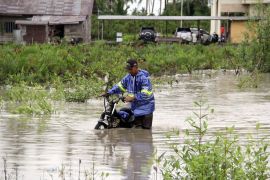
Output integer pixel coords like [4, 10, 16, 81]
[127, 66, 138, 76]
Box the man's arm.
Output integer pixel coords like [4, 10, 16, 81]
[108, 76, 128, 95]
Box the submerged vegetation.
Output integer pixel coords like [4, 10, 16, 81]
[156, 99, 269, 179]
[4, 83, 53, 115]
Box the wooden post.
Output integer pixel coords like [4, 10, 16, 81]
[45, 24, 49, 43]
[197, 20, 201, 41]
[98, 18, 100, 40]
[101, 20, 104, 40]
[165, 21, 168, 37]
[133, 20, 136, 41]
[228, 20, 231, 43]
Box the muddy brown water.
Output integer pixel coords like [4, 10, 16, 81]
[0, 72, 270, 180]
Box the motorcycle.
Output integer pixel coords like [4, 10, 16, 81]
[211, 32, 219, 43]
[94, 95, 135, 130]
[218, 33, 226, 44]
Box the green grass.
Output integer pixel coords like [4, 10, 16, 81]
[0, 42, 265, 114]
[0, 43, 244, 85]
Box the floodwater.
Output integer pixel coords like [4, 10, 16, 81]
[0, 71, 270, 180]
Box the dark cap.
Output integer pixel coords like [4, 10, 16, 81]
[125, 59, 138, 70]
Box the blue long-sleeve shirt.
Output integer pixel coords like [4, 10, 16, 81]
[108, 70, 155, 117]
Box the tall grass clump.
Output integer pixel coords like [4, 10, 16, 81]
[0, 36, 269, 104]
[4, 83, 53, 115]
[157, 98, 269, 179]
[0, 43, 241, 86]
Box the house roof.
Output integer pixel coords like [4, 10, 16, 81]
[0, 0, 94, 16]
[16, 15, 86, 25]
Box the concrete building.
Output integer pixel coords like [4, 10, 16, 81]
[0, 0, 94, 44]
[210, 0, 270, 43]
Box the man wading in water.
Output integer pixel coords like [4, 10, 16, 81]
[103, 59, 155, 129]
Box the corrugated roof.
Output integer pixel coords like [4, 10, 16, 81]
[16, 15, 86, 25]
[0, 0, 93, 16]
[98, 15, 259, 21]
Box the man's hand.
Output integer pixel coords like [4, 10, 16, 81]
[125, 96, 135, 102]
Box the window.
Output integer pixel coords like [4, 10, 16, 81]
[0, 22, 4, 34]
[4, 22, 16, 33]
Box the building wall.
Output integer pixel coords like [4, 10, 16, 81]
[23, 25, 48, 43]
[1, 16, 92, 43]
[221, 4, 248, 13]
[211, 0, 269, 42]
[242, 0, 270, 4]
[0, 32, 13, 43]
[220, 0, 242, 3]
[230, 21, 249, 43]
[64, 19, 91, 43]
[0, 16, 18, 43]
[218, 0, 248, 13]
[85, 16, 91, 42]
[64, 23, 84, 41]
[216, 0, 270, 14]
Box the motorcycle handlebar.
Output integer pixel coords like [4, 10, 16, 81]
[101, 94, 125, 104]
[113, 96, 125, 104]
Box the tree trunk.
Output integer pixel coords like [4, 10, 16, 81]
[146, 0, 148, 14]
[160, 0, 162, 15]
[151, 0, 155, 14]
[187, 0, 190, 16]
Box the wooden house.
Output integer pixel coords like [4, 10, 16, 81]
[0, 0, 94, 43]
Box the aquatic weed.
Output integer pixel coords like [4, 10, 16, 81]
[4, 83, 53, 115]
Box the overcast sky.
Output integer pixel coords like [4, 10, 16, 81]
[127, 0, 165, 15]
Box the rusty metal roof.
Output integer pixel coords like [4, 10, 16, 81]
[0, 0, 94, 16]
[16, 15, 86, 25]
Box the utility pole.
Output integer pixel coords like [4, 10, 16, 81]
[180, 0, 183, 27]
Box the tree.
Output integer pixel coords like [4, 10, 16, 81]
[96, 0, 135, 15]
[162, 0, 210, 16]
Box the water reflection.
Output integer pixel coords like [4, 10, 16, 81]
[94, 129, 154, 180]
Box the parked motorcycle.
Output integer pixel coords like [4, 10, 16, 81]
[94, 95, 135, 130]
[219, 33, 226, 44]
[211, 32, 219, 43]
